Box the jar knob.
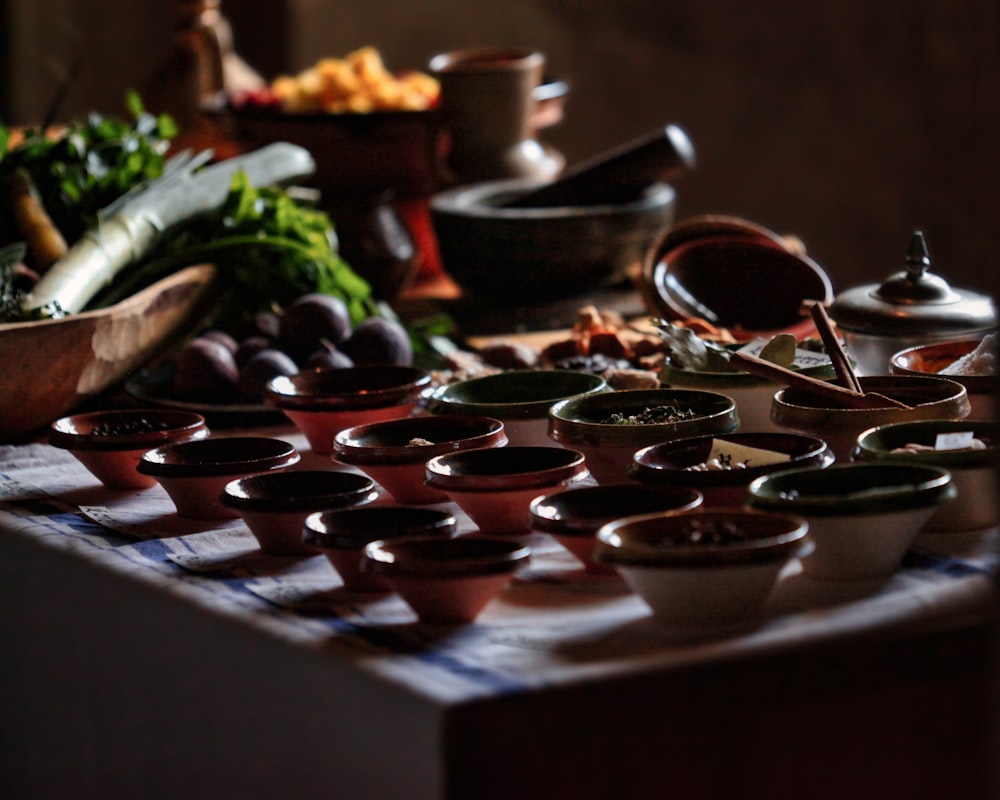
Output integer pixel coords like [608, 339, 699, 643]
[874, 229, 961, 304]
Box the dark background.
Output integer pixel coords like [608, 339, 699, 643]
[2, 0, 998, 296]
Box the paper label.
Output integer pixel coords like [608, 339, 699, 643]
[705, 439, 791, 468]
[935, 431, 976, 451]
[738, 337, 832, 370]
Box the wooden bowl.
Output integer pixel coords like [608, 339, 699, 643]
[0, 264, 217, 442]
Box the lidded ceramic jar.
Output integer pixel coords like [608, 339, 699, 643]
[829, 230, 996, 376]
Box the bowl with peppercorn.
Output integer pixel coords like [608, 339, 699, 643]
[425, 369, 608, 448]
[593, 508, 809, 639]
[746, 462, 955, 582]
[49, 408, 210, 490]
[630, 432, 834, 507]
[547, 388, 739, 484]
[852, 419, 998, 534]
[332, 414, 508, 504]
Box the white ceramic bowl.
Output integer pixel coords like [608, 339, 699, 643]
[746, 462, 955, 582]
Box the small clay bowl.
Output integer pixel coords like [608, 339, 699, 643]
[221, 470, 379, 555]
[593, 508, 808, 638]
[332, 414, 508, 504]
[137, 436, 300, 519]
[425, 446, 589, 536]
[49, 408, 209, 490]
[853, 419, 998, 533]
[770, 375, 970, 462]
[891, 336, 995, 421]
[548, 388, 739, 483]
[746, 462, 955, 582]
[425, 369, 607, 447]
[363, 535, 531, 624]
[630, 432, 834, 506]
[304, 506, 458, 592]
[264, 366, 433, 454]
[529, 483, 703, 573]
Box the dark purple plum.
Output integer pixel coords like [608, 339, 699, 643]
[198, 329, 239, 354]
[303, 341, 355, 370]
[339, 316, 413, 367]
[235, 335, 274, 368]
[278, 293, 352, 357]
[237, 348, 299, 403]
[172, 338, 239, 403]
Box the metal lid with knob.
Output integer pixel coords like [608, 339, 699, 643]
[829, 230, 996, 337]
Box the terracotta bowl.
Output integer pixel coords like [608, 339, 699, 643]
[425, 446, 589, 536]
[264, 366, 432, 454]
[425, 369, 607, 447]
[331, 414, 508, 504]
[853, 419, 998, 533]
[49, 408, 209, 490]
[548, 388, 739, 483]
[137, 436, 300, 519]
[593, 508, 808, 638]
[644, 234, 833, 341]
[430, 178, 676, 302]
[630, 432, 834, 507]
[770, 375, 970, 462]
[746, 463, 955, 582]
[363, 535, 531, 623]
[529, 483, 703, 573]
[304, 506, 458, 592]
[221, 470, 379, 555]
[891, 336, 995, 421]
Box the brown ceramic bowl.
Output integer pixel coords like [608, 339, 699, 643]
[630, 432, 834, 507]
[49, 408, 209, 490]
[425, 446, 589, 536]
[305, 506, 459, 592]
[891, 336, 995, 420]
[137, 436, 300, 519]
[771, 375, 970, 462]
[363, 535, 531, 624]
[331, 414, 508, 504]
[529, 483, 704, 573]
[265, 366, 432, 454]
[221, 470, 379, 555]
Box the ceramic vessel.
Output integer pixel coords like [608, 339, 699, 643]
[853, 419, 998, 533]
[221, 470, 379, 555]
[305, 506, 458, 591]
[137, 436, 300, 519]
[746, 463, 955, 582]
[529, 483, 703, 573]
[593, 508, 808, 638]
[331, 414, 507, 504]
[770, 375, 970, 462]
[426, 369, 607, 447]
[548, 388, 739, 483]
[264, 365, 432, 454]
[630, 432, 834, 507]
[363, 535, 531, 623]
[425, 445, 589, 536]
[891, 336, 995, 421]
[49, 408, 209, 490]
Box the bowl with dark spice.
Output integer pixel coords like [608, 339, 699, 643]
[593, 508, 808, 638]
[630, 431, 834, 506]
[49, 408, 210, 490]
[331, 414, 508, 504]
[548, 388, 739, 483]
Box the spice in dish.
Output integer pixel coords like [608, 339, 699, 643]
[938, 333, 996, 377]
[601, 405, 697, 425]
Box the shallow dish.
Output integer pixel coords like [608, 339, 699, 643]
[265, 365, 432, 454]
[548, 388, 739, 483]
[630, 432, 834, 507]
[426, 369, 607, 447]
[771, 375, 970, 462]
[221, 470, 379, 555]
[529, 483, 703, 572]
[746, 462, 955, 582]
[425, 445, 589, 536]
[49, 408, 209, 490]
[331, 414, 508, 504]
[891, 337, 995, 420]
[593, 508, 808, 637]
[363, 535, 531, 623]
[305, 506, 458, 591]
[137, 436, 300, 519]
[853, 419, 997, 533]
